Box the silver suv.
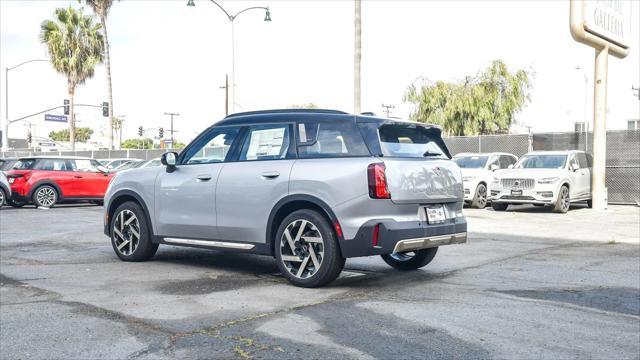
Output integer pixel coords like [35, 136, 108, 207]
[103, 109, 467, 287]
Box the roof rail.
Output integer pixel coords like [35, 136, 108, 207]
[225, 109, 348, 119]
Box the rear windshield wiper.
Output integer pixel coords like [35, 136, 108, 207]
[423, 151, 443, 157]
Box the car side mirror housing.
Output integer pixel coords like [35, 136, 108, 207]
[489, 164, 499, 171]
[570, 163, 579, 172]
[507, 164, 514, 169]
[161, 152, 178, 172]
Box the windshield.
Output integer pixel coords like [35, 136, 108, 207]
[516, 155, 567, 169]
[377, 124, 447, 158]
[454, 156, 488, 169]
[13, 159, 37, 170]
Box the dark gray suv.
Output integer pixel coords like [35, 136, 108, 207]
[104, 109, 467, 287]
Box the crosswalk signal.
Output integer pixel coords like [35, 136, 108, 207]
[138, 126, 143, 137]
[64, 99, 70, 115]
[102, 102, 109, 117]
[158, 127, 164, 138]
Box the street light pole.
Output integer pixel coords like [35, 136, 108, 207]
[3, 59, 48, 152]
[187, 0, 271, 114]
[164, 112, 179, 149]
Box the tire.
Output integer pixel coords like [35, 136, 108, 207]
[110, 201, 158, 262]
[0, 188, 5, 208]
[553, 185, 570, 213]
[470, 183, 488, 209]
[381, 247, 438, 270]
[275, 209, 345, 288]
[491, 202, 509, 211]
[9, 200, 25, 208]
[32, 185, 58, 208]
[587, 199, 593, 208]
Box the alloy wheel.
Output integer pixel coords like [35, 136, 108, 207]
[560, 187, 570, 212]
[477, 185, 487, 207]
[36, 187, 57, 207]
[280, 219, 325, 279]
[113, 209, 141, 256]
[0, 190, 5, 206]
[390, 251, 417, 262]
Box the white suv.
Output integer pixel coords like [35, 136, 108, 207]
[490, 150, 592, 213]
[453, 152, 518, 209]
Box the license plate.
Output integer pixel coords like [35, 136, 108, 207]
[425, 206, 445, 224]
[511, 189, 523, 196]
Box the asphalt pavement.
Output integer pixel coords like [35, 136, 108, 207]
[1, 203, 639, 359]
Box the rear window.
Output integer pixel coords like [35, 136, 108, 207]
[13, 159, 37, 170]
[377, 124, 447, 159]
[297, 121, 369, 158]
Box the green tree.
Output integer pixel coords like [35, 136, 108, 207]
[40, 6, 104, 150]
[82, 0, 116, 149]
[404, 60, 531, 136]
[121, 138, 154, 149]
[49, 127, 94, 142]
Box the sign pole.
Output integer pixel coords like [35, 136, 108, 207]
[592, 46, 609, 210]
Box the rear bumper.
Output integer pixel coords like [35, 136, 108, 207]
[339, 218, 467, 258]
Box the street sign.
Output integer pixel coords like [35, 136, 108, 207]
[570, 0, 630, 59]
[44, 114, 68, 123]
[163, 139, 173, 144]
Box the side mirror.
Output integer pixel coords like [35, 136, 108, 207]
[97, 165, 109, 174]
[508, 164, 514, 169]
[161, 152, 178, 172]
[489, 164, 499, 171]
[570, 163, 579, 172]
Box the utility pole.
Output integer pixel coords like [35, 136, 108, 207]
[354, 0, 361, 114]
[220, 74, 229, 116]
[381, 104, 394, 117]
[164, 112, 179, 149]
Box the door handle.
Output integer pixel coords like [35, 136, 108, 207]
[196, 175, 212, 181]
[74, 175, 83, 178]
[261, 171, 280, 179]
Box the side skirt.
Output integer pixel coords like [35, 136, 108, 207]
[153, 236, 272, 256]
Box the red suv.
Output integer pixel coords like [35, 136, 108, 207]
[5, 156, 114, 208]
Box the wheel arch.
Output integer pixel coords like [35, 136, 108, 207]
[28, 181, 63, 200]
[106, 190, 154, 237]
[266, 194, 341, 257]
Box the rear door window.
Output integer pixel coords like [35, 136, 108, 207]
[298, 121, 369, 158]
[376, 124, 447, 159]
[37, 159, 68, 171]
[239, 124, 292, 161]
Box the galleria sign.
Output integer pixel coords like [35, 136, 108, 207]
[570, 0, 630, 59]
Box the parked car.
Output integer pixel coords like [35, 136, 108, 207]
[453, 152, 518, 208]
[5, 156, 113, 208]
[112, 159, 144, 172]
[100, 158, 143, 170]
[490, 150, 592, 213]
[133, 158, 162, 169]
[0, 172, 10, 207]
[104, 109, 467, 287]
[0, 157, 18, 171]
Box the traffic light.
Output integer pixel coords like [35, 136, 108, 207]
[102, 102, 109, 117]
[64, 99, 70, 115]
[138, 126, 143, 137]
[158, 127, 164, 138]
[27, 131, 32, 144]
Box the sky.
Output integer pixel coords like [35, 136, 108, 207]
[1, 0, 639, 146]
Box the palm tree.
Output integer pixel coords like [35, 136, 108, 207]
[82, 0, 116, 150]
[40, 6, 104, 150]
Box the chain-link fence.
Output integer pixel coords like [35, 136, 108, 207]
[444, 129, 640, 205]
[0, 149, 169, 161]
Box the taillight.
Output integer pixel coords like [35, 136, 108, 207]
[367, 163, 390, 199]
